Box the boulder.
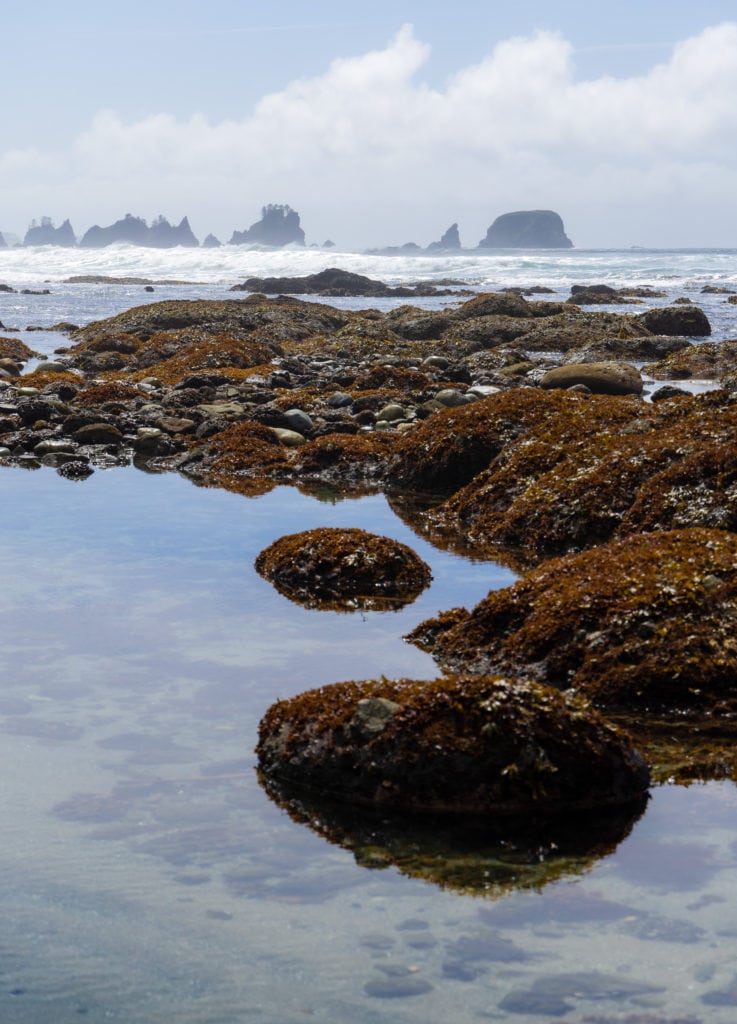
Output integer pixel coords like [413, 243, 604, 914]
[229, 204, 305, 247]
[256, 674, 649, 815]
[540, 361, 643, 396]
[254, 527, 431, 610]
[567, 284, 628, 305]
[637, 305, 711, 337]
[479, 211, 573, 249]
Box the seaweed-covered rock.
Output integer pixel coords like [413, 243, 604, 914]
[254, 527, 431, 610]
[540, 361, 643, 396]
[419, 390, 737, 564]
[388, 389, 575, 495]
[408, 529, 737, 712]
[256, 675, 649, 814]
[644, 339, 737, 381]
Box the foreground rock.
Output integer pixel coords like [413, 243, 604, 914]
[408, 529, 737, 712]
[254, 527, 431, 610]
[395, 389, 737, 565]
[257, 675, 649, 815]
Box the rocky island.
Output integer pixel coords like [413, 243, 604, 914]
[479, 210, 573, 248]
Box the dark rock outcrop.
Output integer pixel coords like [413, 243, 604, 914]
[230, 267, 461, 297]
[79, 214, 198, 248]
[23, 217, 76, 247]
[254, 527, 431, 610]
[256, 674, 650, 815]
[479, 210, 573, 249]
[229, 204, 305, 247]
[201, 233, 221, 248]
[427, 223, 461, 251]
[637, 305, 711, 337]
[0, 231, 7, 249]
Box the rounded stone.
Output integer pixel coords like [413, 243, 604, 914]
[540, 361, 643, 396]
[254, 526, 432, 611]
[283, 408, 314, 434]
[257, 674, 649, 815]
[376, 403, 406, 423]
[434, 388, 468, 407]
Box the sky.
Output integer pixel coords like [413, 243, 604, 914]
[3, 0, 737, 249]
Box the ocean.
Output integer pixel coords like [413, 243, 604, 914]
[2, 245, 737, 1023]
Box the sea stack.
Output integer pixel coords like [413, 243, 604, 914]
[229, 204, 306, 247]
[427, 223, 462, 251]
[479, 210, 573, 249]
[23, 217, 77, 247]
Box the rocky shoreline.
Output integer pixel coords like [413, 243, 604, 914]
[2, 279, 737, 812]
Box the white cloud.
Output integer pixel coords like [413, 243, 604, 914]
[3, 22, 737, 246]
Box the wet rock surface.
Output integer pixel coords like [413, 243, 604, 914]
[254, 527, 432, 610]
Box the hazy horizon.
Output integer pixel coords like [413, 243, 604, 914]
[3, 1, 737, 250]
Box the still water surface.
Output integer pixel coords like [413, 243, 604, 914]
[1, 465, 736, 1022]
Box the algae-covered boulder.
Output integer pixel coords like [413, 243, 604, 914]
[408, 529, 737, 712]
[256, 675, 649, 815]
[254, 527, 431, 610]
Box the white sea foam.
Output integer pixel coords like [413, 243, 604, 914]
[2, 243, 737, 292]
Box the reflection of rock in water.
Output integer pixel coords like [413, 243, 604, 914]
[257, 773, 647, 898]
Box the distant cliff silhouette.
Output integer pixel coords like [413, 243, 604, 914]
[229, 204, 305, 247]
[79, 214, 198, 248]
[24, 217, 77, 247]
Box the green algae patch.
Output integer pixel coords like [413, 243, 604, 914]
[256, 675, 649, 815]
[408, 529, 737, 713]
[254, 527, 431, 611]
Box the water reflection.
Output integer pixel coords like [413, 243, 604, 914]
[1, 464, 737, 1022]
[258, 772, 648, 897]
